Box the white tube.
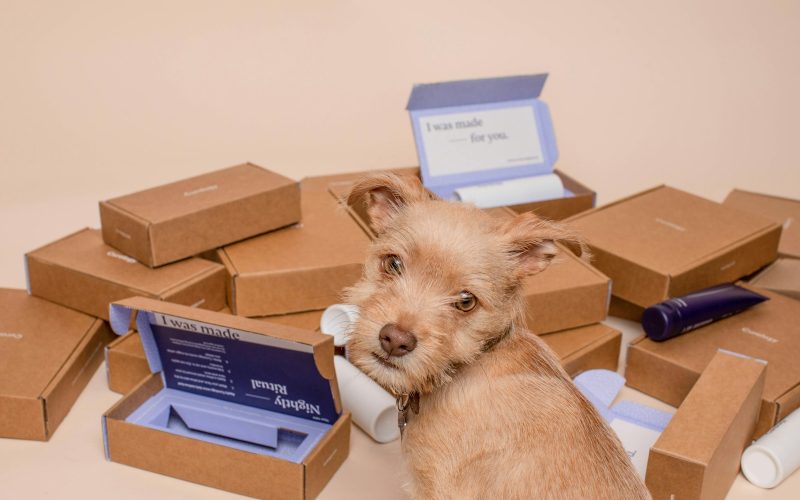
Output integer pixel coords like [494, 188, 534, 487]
[741, 407, 800, 488]
[454, 173, 565, 209]
[333, 356, 399, 443]
[320, 304, 359, 347]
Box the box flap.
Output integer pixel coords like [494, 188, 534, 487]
[407, 74, 548, 110]
[0, 288, 98, 399]
[109, 297, 341, 424]
[104, 163, 296, 224]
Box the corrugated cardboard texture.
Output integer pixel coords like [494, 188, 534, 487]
[221, 188, 370, 317]
[26, 228, 226, 320]
[106, 309, 325, 395]
[626, 286, 800, 439]
[0, 289, 114, 440]
[566, 186, 782, 308]
[646, 351, 765, 500]
[748, 258, 800, 300]
[724, 189, 800, 259]
[542, 323, 621, 376]
[100, 163, 301, 267]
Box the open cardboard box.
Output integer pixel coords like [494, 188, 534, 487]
[566, 185, 781, 308]
[26, 228, 226, 320]
[103, 298, 349, 499]
[107, 309, 326, 395]
[100, 163, 301, 267]
[0, 289, 113, 440]
[626, 285, 800, 439]
[217, 187, 370, 317]
[723, 189, 799, 259]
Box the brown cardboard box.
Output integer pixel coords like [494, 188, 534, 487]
[566, 186, 781, 308]
[219, 186, 370, 317]
[0, 289, 114, 440]
[331, 182, 611, 334]
[748, 258, 800, 300]
[723, 189, 800, 259]
[608, 295, 645, 322]
[626, 286, 800, 439]
[100, 163, 301, 267]
[26, 228, 226, 321]
[645, 351, 765, 500]
[106, 309, 325, 394]
[542, 323, 621, 376]
[103, 298, 349, 499]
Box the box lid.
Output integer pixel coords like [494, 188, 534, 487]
[220, 189, 369, 275]
[629, 285, 800, 410]
[109, 297, 342, 425]
[0, 289, 98, 398]
[27, 228, 222, 295]
[103, 163, 296, 224]
[723, 189, 800, 258]
[406, 74, 548, 110]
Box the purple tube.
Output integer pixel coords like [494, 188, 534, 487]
[642, 284, 768, 342]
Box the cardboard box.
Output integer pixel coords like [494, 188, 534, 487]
[0, 289, 114, 440]
[748, 258, 800, 300]
[103, 298, 349, 499]
[566, 186, 782, 308]
[219, 187, 370, 317]
[645, 351, 765, 499]
[608, 295, 645, 322]
[542, 323, 621, 376]
[100, 163, 301, 267]
[626, 286, 800, 439]
[723, 189, 800, 259]
[26, 228, 226, 321]
[106, 309, 325, 395]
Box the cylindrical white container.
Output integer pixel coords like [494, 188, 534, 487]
[741, 407, 800, 488]
[333, 356, 399, 443]
[454, 173, 564, 209]
[320, 304, 359, 347]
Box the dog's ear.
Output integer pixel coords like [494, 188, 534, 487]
[500, 212, 589, 278]
[347, 173, 436, 234]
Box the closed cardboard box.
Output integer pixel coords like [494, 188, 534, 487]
[219, 188, 370, 317]
[567, 186, 781, 308]
[0, 289, 114, 440]
[646, 351, 765, 500]
[106, 309, 325, 395]
[748, 258, 800, 300]
[626, 286, 800, 439]
[723, 189, 800, 259]
[26, 228, 226, 320]
[100, 163, 301, 267]
[542, 323, 621, 376]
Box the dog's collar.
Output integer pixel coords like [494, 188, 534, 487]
[395, 325, 512, 438]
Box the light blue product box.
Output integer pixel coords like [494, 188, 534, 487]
[407, 74, 559, 200]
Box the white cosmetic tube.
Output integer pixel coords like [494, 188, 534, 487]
[453, 173, 564, 209]
[333, 356, 399, 443]
[741, 407, 800, 488]
[320, 304, 359, 347]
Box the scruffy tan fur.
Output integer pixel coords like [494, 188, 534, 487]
[344, 173, 649, 499]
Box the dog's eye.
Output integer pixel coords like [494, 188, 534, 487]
[381, 254, 403, 276]
[454, 291, 477, 312]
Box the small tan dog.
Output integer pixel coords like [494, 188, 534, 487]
[344, 174, 649, 499]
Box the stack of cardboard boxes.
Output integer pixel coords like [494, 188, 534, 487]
[3, 160, 798, 497]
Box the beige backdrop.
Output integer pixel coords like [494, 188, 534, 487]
[1, 1, 799, 499]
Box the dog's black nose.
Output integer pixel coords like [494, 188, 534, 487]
[379, 323, 417, 357]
